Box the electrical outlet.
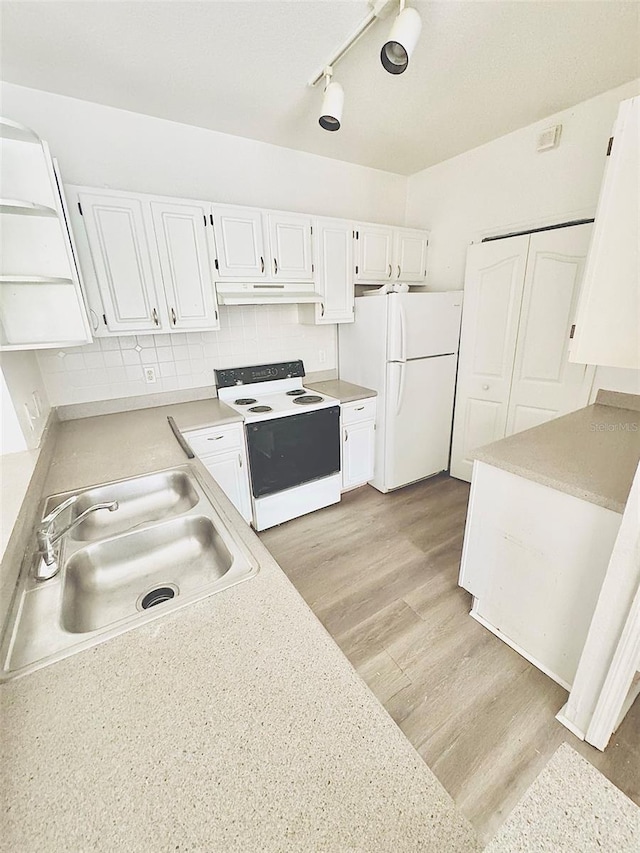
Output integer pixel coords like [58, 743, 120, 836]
[319, 349, 326, 364]
[144, 367, 157, 384]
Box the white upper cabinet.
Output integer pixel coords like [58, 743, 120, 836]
[267, 212, 313, 280]
[570, 96, 640, 370]
[393, 228, 429, 282]
[211, 205, 266, 278]
[150, 201, 218, 330]
[76, 191, 165, 332]
[355, 224, 429, 284]
[355, 224, 394, 282]
[70, 187, 220, 334]
[301, 217, 354, 325]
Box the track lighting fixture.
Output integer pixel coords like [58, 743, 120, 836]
[318, 67, 344, 132]
[380, 1, 422, 75]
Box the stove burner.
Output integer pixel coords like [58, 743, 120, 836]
[248, 405, 273, 413]
[235, 398, 257, 405]
[293, 395, 323, 405]
[286, 389, 306, 397]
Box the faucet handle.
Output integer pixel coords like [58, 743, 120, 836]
[40, 493, 79, 528]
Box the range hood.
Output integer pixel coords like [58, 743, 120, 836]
[216, 281, 323, 306]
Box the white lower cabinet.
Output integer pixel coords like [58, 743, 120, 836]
[341, 398, 376, 491]
[460, 461, 622, 689]
[184, 424, 252, 524]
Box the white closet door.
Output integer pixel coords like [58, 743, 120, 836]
[150, 201, 219, 330]
[450, 236, 529, 482]
[506, 225, 594, 434]
[78, 192, 164, 332]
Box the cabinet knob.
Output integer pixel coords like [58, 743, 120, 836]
[260, 256, 265, 274]
[152, 308, 159, 327]
[208, 435, 224, 441]
[482, 384, 489, 391]
[344, 430, 349, 442]
[388, 264, 392, 278]
[274, 258, 278, 275]
[171, 308, 177, 326]
[238, 453, 242, 468]
[397, 265, 401, 279]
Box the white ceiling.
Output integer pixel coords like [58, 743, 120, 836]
[1, 1, 638, 175]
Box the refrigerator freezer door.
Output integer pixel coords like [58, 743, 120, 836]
[387, 292, 463, 361]
[379, 355, 458, 491]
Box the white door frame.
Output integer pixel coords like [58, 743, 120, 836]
[557, 461, 640, 750]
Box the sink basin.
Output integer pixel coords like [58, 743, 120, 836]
[46, 470, 200, 542]
[0, 464, 258, 680]
[62, 515, 232, 633]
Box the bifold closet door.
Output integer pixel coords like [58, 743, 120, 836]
[450, 235, 529, 482]
[505, 224, 593, 434]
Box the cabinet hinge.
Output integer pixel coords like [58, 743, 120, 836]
[569, 324, 576, 339]
[78, 202, 83, 216]
[606, 137, 614, 156]
[214, 258, 219, 270]
[210, 213, 214, 226]
[102, 313, 108, 326]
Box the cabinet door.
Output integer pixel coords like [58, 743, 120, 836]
[393, 228, 429, 282]
[200, 448, 252, 523]
[342, 420, 375, 490]
[212, 206, 266, 277]
[506, 225, 593, 434]
[78, 192, 164, 332]
[450, 235, 529, 482]
[570, 96, 640, 370]
[314, 218, 354, 324]
[267, 213, 313, 280]
[355, 225, 394, 282]
[150, 201, 219, 330]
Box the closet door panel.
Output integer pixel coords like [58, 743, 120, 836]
[450, 236, 529, 482]
[506, 224, 594, 434]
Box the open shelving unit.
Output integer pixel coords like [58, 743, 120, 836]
[0, 117, 92, 350]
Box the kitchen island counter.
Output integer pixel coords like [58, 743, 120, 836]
[472, 390, 640, 514]
[1, 405, 478, 853]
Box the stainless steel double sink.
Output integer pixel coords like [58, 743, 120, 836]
[1, 465, 258, 680]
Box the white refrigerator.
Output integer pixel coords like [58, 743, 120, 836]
[338, 291, 463, 492]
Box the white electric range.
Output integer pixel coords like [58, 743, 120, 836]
[215, 361, 341, 530]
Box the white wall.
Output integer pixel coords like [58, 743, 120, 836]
[1, 83, 407, 223]
[406, 78, 640, 397]
[1, 351, 51, 449]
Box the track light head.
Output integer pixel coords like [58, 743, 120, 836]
[319, 69, 344, 132]
[380, 5, 422, 74]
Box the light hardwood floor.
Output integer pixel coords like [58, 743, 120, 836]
[260, 475, 640, 844]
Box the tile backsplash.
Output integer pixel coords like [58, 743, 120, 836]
[37, 305, 337, 405]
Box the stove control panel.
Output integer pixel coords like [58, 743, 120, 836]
[215, 360, 305, 388]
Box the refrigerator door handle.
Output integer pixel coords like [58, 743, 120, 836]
[398, 301, 407, 362]
[395, 362, 406, 415]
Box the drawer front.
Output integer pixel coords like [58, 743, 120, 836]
[341, 398, 377, 425]
[184, 425, 243, 456]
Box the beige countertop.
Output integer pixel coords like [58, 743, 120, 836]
[473, 391, 640, 514]
[306, 379, 377, 403]
[1, 404, 479, 852]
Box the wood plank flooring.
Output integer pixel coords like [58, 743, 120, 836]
[260, 475, 640, 844]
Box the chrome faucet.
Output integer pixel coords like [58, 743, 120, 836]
[34, 494, 119, 581]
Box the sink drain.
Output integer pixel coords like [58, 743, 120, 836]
[138, 585, 178, 611]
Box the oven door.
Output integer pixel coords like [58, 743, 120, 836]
[246, 406, 340, 498]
